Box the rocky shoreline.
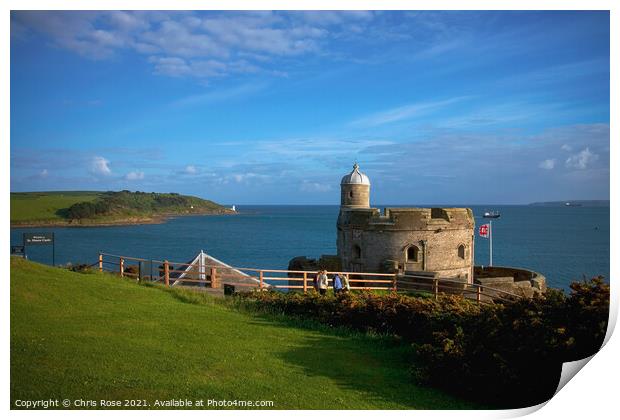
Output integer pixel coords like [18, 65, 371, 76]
[10, 209, 236, 228]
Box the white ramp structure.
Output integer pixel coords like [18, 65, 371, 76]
[170, 250, 266, 289]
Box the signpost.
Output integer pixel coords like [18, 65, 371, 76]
[23, 232, 55, 266]
[11, 245, 25, 256]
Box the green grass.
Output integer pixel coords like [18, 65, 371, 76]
[10, 191, 101, 222]
[10, 257, 479, 409]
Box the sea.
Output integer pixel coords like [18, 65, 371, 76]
[10, 204, 610, 290]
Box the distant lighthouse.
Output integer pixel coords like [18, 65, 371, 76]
[231, 205, 236, 212]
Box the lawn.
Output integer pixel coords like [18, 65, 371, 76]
[10, 191, 101, 223]
[10, 257, 479, 409]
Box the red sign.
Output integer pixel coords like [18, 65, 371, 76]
[479, 224, 489, 238]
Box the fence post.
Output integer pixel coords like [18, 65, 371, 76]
[98, 253, 103, 272]
[259, 270, 264, 289]
[434, 278, 438, 300]
[164, 260, 169, 287]
[476, 284, 481, 303]
[119, 257, 124, 277]
[303, 272, 308, 293]
[210, 267, 217, 288]
[392, 274, 397, 292]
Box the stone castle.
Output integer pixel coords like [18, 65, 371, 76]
[288, 163, 546, 297]
[337, 164, 475, 282]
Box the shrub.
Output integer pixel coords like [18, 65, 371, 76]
[65, 263, 95, 274]
[124, 265, 139, 277]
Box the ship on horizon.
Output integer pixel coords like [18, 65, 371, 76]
[483, 210, 501, 219]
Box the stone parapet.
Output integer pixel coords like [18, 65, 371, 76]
[474, 266, 547, 298]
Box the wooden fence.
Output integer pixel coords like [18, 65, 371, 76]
[97, 252, 524, 304]
[99, 253, 215, 287]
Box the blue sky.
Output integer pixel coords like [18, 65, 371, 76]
[10, 10, 610, 204]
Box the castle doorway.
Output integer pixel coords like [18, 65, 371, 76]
[405, 244, 424, 272]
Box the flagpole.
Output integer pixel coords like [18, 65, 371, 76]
[490, 220, 493, 267]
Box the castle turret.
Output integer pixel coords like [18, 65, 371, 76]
[340, 163, 370, 208]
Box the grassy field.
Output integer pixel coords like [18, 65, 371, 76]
[10, 257, 479, 409]
[10, 191, 101, 223]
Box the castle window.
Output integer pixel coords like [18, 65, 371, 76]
[353, 245, 361, 259]
[407, 245, 419, 262]
[349, 190, 354, 198]
[458, 245, 465, 259]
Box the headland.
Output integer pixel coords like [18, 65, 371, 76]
[10, 190, 234, 228]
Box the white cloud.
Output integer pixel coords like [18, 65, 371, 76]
[565, 147, 599, 170]
[40, 169, 49, 177]
[296, 11, 374, 26]
[218, 172, 270, 185]
[91, 156, 111, 175]
[125, 171, 145, 180]
[171, 82, 267, 107]
[148, 55, 260, 80]
[140, 19, 228, 58]
[201, 16, 324, 56]
[350, 96, 471, 127]
[11, 11, 376, 82]
[300, 181, 332, 192]
[148, 56, 192, 77]
[185, 165, 197, 174]
[538, 159, 556, 170]
[253, 138, 395, 169]
[107, 11, 150, 32]
[561, 144, 573, 152]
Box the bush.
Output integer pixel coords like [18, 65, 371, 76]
[65, 263, 95, 274]
[66, 200, 111, 219]
[233, 278, 609, 408]
[124, 265, 139, 277]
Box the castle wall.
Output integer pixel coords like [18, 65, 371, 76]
[337, 207, 475, 281]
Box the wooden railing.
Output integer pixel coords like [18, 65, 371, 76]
[98, 253, 215, 287]
[396, 276, 523, 303]
[97, 252, 524, 303]
[231, 266, 398, 292]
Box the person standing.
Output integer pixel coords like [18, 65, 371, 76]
[318, 270, 329, 296]
[333, 273, 343, 295]
[341, 273, 350, 292]
[313, 271, 320, 291]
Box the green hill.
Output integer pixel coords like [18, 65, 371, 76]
[10, 258, 477, 409]
[10, 191, 231, 226]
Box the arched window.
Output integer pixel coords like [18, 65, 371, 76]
[349, 190, 354, 198]
[353, 245, 361, 259]
[458, 244, 465, 259]
[407, 245, 419, 262]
